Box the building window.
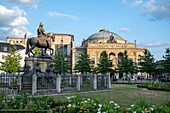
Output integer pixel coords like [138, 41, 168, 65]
[130, 58, 133, 61]
[13, 41, 15, 43]
[2, 55, 6, 59]
[16, 41, 18, 43]
[92, 58, 95, 64]
[138, 59, 141, 65]
[2, 47, 8, 51]
[138, 55, 141, 57]
[20, 41, 22, 43]
[9, 41, 11, 43]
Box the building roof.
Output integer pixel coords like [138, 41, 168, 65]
[87, 29, 123, 40]
[0, 42, 25, 52]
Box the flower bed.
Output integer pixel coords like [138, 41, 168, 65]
[137, 81, 170, 91]
[0, 91, 63, 112]
[0, 92, 169, 113]
[54, 96, 170, 113]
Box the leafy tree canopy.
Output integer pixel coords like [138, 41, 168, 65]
[74, 50, 93, 74]
[96, 50, 113, 74]
[116, 50, 135, 74]
[139, 49, 156, 76]
[0, 45, 22, 73]
[54, 51, 71, 74]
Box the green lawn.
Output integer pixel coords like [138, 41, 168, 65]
[50, 84, 170, 107]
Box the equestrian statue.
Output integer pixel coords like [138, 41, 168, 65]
[25, 22, 55, 58]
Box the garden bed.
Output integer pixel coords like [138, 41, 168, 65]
[137, 81, 170, 91]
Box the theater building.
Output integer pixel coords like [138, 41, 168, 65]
[72, 29, 146, 77]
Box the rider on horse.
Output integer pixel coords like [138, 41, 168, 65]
[37, 22, 47, 42]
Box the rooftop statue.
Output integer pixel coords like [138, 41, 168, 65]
[25, 22, 55, 59]
[107, 35, 117, 43]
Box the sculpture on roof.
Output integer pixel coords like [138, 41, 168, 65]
[107, 35, 117, 43]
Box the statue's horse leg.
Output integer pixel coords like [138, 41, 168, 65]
[48, 47, 53, 56]
[29, 45, 36, 56]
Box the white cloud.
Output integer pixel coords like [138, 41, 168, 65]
[122, 0, 142, 6]
[0, 26, 36, 40]
[5, 0, 32, 4]
[120, 28, 131, 32]
[142, 0, 170, 20]
[0, 5, 28, 27]
[47, 12, 80, 20]
[0, 5, 35, 41]
[73, 41, 82, 46]
[132, 0, 142, 6]
[26, 5, 38, 9]
[139, 41, 170, 47]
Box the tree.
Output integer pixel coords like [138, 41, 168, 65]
[96, 51, 113, 74]
[34, 48, 41, 56]
[162, 48, 170, 74]
[0, 45, 22, 74]
[116, 50, 135, 80]
[54, 51, 71, 74]
[74, 50, 93, 74]
[139, 49, 156, 79]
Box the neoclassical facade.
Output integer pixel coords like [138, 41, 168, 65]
[72, 29, 146, 74]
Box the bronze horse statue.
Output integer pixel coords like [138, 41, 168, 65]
[25, 32, 55, 57]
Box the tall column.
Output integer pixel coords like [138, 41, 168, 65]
[72, 48, 76, 74]
[107, 74, 111, 89]
[76, 75, 80, 91]
[17, 75, 22, 91]
[56, 74, 61, 93]
[69, 76, 72, 86]
[32, 74, 37, 95]
[93, 74, 97, 90]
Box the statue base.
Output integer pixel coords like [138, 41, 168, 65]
[21, 56, 54, 85]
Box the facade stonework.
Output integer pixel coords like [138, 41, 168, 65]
[72, 29, 146, 74]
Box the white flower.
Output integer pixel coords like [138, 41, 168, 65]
[150, 107, 154, 111]
[117, 106, 120, 108]
[97, 112, 101, 113]
[67, 104, 71, 107]
[94, 103, 96, 105]
[133, 111, 136, 113]
[114, 103, 117, 106]
[99, 104, 102, 108]
[109, 101, 114, 104]
[84, 101, 87, 103]
[67, 97, 70, 100]
[88, 98, 90, 101]
[131, 104, 134, 107]
[98, 108, 101, 111]
[114, 107, 117, 109]
[152, 105, 155, 108]
[103, 112, 106, 113]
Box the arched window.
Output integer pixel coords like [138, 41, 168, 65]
[109, 52, 115, 64]
[118, 52, 123, 64]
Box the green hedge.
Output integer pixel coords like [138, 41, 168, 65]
[137, 84, 170, 91]
[0, 109, 53, 113]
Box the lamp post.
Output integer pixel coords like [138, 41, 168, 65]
[61, 36, 64, 75]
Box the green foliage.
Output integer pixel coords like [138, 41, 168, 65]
[56, 96, 170, 113]
[54, 51, 71, 74]
[34, 48, 41, 56]
[0, 45, 22, 73]
[96, 51, 113, 74]
[139, 49, 156, 77]
[138, 81, 170, 91]
[162, 48, 170, 74]
[0, 91, 62, 111]
[116, 50, 136, 75]
[74, 50, 93, 74]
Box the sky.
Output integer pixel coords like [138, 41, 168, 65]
[0, 0, 170, 60]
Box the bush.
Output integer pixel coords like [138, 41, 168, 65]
[0, 91, 62, 112]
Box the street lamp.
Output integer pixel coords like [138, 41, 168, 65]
[61, 36, 64, 75]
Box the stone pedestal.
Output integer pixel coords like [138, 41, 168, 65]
[25, 56, 53, 74]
